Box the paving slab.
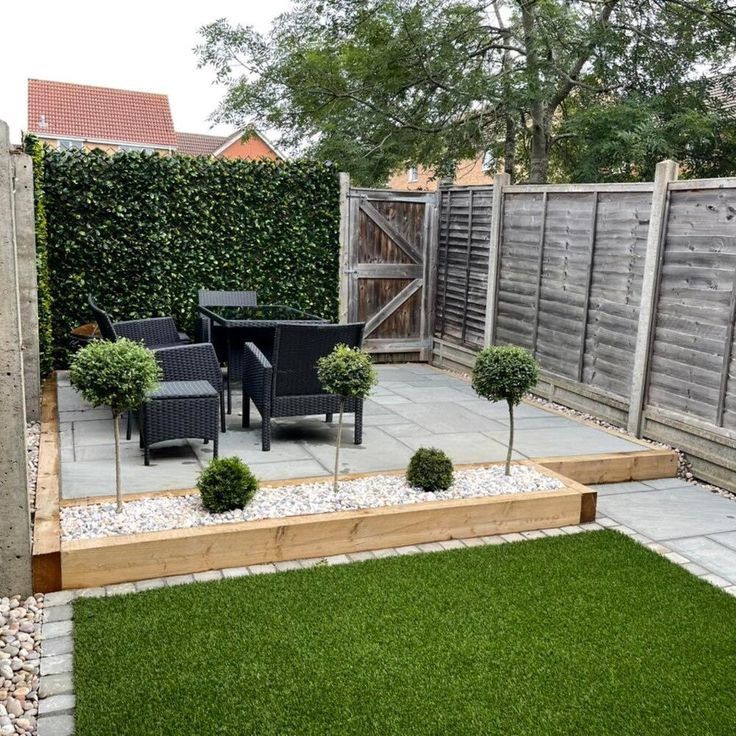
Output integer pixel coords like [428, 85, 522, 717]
[642, 478, 693, 490]
[303, 426, 414, 474]
[397, 431, 521, 464]
[485, 425, 645, 458]
[599, 486, 736, 542]
[590, 481, 655, 495]
[388, 401, 505, 434]
[665, 537, 736, 584]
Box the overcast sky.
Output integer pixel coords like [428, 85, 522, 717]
[0, 0, 292, 144]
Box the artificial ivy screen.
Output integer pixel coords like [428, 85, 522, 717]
[34, 146, 340, 367]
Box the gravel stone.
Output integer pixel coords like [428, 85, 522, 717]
[61, 465, 564, 541]
[0, 594, 43, 733]
[26, 423, 40, 514]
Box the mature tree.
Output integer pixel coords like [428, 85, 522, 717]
[197, 0, 736, 184]
[555, 87, 736, 182]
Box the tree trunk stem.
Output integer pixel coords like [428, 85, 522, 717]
[505, 400, 514, 476]
[333, 399, 344, 492]
[113, 411, 123, 512]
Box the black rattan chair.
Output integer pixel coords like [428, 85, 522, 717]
[140, 343, 224, 465]
[242, 323, 365, 451]
[88, 295, 190, 348]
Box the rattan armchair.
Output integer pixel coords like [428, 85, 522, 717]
[139, 343, 224, 465]
[242, 322, 365, 451]
[88, 295, 190, 348]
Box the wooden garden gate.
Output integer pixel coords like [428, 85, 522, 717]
[339, 178, 437, 361]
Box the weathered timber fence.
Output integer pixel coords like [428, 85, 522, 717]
[340, 176, 437, 361]
[426, 163, 736, 490]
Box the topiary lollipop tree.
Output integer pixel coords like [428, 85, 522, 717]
[317, 344, 377, 492]
[472, 345, 539, 476]
[70, 338, 160, 512]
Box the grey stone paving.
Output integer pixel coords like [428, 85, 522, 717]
[58, 362, 646, 500]
[596, 478, 736, 585]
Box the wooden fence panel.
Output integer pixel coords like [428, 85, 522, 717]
[434, 186, 493, 349]
[645, 186, 736, 427]
[493, 187, 651, 399]
[495, 191, 544, 351]
[582, 191, 651, 398]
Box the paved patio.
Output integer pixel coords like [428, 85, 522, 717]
[58, 362, 646, 500]
[595, 479, 736, 587]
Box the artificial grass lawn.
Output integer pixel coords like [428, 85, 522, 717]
[73, 531, 736, 735]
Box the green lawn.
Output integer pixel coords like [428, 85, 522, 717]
[73, 531, 736, 735]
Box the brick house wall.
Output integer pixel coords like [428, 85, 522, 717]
[388, 154, 495, 190]
[217, 134, 279, 160]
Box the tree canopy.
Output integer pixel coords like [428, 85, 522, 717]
[197, 0, 736, 184]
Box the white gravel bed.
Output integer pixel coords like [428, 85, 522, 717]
[61, 465, 563, 541]
[26, 424, 40, 516]
[0, 595, 43, 735]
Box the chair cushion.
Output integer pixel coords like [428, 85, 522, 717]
[147, 380, 218, 400]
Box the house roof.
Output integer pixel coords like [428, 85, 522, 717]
[27, 79, 177, 148]
[211, 128, 285, 159]
[175, 131, 228, 156]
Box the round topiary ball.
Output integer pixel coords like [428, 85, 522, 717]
[472, 345, 539, 406]
[406, 447, 454, 492]
[198, 457, 259, 514]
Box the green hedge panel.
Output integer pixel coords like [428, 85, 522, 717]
[39, 149, 340, 366]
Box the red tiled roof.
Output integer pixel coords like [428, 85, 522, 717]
[27, 79, 177, 148]
[175, 131, 228, 156]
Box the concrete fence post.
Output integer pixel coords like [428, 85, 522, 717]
[0, 120, 33, 597]
[627, 159, 679, 437]
[484, 172, 511, 346]
[12, 151, 41, 422]
[338, 172, 351, 325]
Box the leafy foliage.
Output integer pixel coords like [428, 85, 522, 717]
[23, 135, 54, 375]
[37, 148, 340, 366]
[472, 345, 539, 407]
[69, 338, 160, 417]
[555, 89, 736, 182]
[197, 0, 736, 184]
[198, 457, 259, 514]
[406, 447, 454, 492]
[316, 344, 377, 399]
